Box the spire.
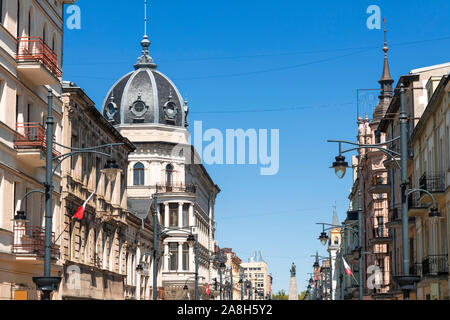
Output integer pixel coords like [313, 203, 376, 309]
[374, 18, 394, 122]
[135, 0, 157, 69]
[379, 18, 393, 83]
[332, 204, 339, 226]
[313, 251, 319, 268]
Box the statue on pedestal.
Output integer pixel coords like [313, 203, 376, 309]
[290, 263, 296, 277]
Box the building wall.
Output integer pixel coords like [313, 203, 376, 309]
[0, 0, 67, 300]
[56, 84, 135, 300]
[410, 75, 449, 300]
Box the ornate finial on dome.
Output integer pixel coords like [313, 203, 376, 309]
[135, 0, 157, 69]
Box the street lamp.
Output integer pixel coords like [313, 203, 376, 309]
[26, 89, 124, 300]
[318, 231, 329, 246]
[331, 155, 350, 179]
[101, 158, 120, 182]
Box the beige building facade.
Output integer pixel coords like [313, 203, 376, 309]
[408, 74, 449, 300]
[241, 252, 271, 300]
[0, 0, 70, 300]
[56, 83, 136, 300]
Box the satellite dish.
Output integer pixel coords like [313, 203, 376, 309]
[127, 197, 153, 221]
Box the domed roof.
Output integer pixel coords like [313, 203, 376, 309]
[102, 36, 188, 128]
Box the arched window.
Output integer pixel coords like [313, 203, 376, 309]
[133, 162, 145, 185]
[165, 164, 173, 186]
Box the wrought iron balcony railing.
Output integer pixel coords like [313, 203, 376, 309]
[409, 263, 423, 277]
[372, 226, 389, 238]
[12, 225, 59, 258]
[156, 183, 196, 193]
[419, 172, 445, 194]
[14, 122, 60, 156]
[422, 255, 449, 276]
[16, 37, 61, 78]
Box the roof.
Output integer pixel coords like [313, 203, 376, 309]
[378, 74, 419, 132]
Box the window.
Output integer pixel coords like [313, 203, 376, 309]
[169, 243, 178, 271]
[182, 204, 189, 227]
[165, 164, 173, 186]
[159, 204, 165, 226]
[375, 131, 381, 144]
[16, 95, 19, 123]
[13, 182, 20, 215]
[169, 204, 178, 227]
[0, 0, 3, 24]
[133, 162, 145, 185]
[182, 244, 189, 271]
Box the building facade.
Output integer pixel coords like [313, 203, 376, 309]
[0, 0, 70, 300]
[241, 251, 271, 300]
[408, 74, 449, 300]
[55, 83, 136, 300]
[100, 31, 220, 300]
[379, 62, 450, 299]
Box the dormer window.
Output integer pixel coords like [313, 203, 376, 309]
[130, 91, 148, 120]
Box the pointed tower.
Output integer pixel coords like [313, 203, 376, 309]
[373, 18, 394, 122]
[328, 206, 341, 300]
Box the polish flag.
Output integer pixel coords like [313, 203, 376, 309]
[342, 257, 352, 276]
[73, 190, 96, 220]
[206, 284, 210, 295]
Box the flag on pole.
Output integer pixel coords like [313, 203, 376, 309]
[73, 190, 96, 220]
[342, 256, 352, 276]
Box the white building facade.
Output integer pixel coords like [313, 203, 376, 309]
[101, 31, 220, 300]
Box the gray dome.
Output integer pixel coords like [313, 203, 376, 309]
[102, 36, 187, 127]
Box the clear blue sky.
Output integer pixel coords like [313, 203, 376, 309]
[62, 0, 450, 294]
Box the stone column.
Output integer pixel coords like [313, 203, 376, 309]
[164, 203, 169, 227]
[178, 242, 183, 272]
[164, 243, 169, 272]
[178, 202, 184, 228]
[189, 204, 194, 227]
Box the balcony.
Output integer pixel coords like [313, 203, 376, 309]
[368, 175, 390, 194]
[409, 263, 423, 277]
[12, 225, 59, 259]
[408, 193, 430, 217]
[418, 172, 445, 203]
[16, 37, 61, 86]
[369, 226, 392, 245]
[156, 183, 196, 194]
[422, 255, 448, 277]
[14, 122, 60, 166]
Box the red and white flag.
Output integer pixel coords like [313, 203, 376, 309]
[342, 257, 352, 276]
[73, 190, 96, 220]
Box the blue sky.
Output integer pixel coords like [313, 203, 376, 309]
[62, 0, 450, 294]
